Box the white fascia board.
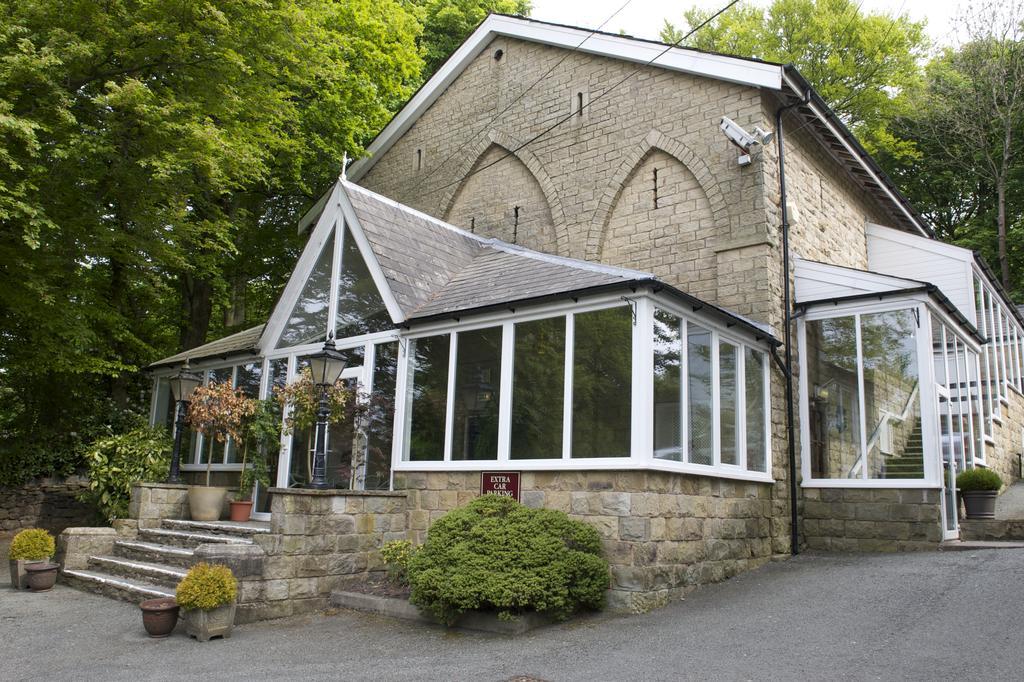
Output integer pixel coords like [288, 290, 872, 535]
[794, 258, 924, 296]
[258, 182, 344, 354]
[336, 185, 407, 325]
[866, 222, 973, 263]
[783, 72, 930, 239]
[349, 14, 783, 183]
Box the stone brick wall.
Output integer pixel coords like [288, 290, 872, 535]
[0, 476, 94, 534]
[242, 488, 408, 622]
[801, 488, 943, 551]
[395, 470, 777, 613]
[985, 389, 1024, 489]
[129, 482, 191, 527]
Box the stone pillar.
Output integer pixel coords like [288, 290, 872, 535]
[129, 482, 190, 526]
[58, 527, 118, 570]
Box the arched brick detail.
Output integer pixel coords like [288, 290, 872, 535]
[441, 131, 567, 254]
[588, 130, 730, 260]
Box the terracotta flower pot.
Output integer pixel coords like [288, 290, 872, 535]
[24, 562, 59, 592]
[229, 500, 254, 522]
[140, 597, 180, 638]
[183, 603, 236, 642]
[188, 486, 228, 521]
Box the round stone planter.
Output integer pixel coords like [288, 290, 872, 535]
[140, 597, 180, 638]
[228, 500, 254, 522]
[188, 486, 228, 522]
[183, 603, 236, 642]
[9, 559, 48, 590]
[25, 562, 59, 592]
[961, 489, 998, 519]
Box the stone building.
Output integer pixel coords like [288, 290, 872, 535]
[66, 15, 1024, 615]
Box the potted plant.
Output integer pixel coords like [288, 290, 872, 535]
[140, 597, 180, 638]
[187, 382, 255, 521]
[175, 563, 238, 641]
[8, 528, 55, 590]
[229, 399, 278, 522]
[957, 468, 1003, 519]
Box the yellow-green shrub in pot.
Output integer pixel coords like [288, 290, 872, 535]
[176, 563, 238, 641]
[8, 528, 55, 590]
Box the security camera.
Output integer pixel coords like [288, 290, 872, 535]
[720, 117, 774, 165]
[720, 117, 758, 150]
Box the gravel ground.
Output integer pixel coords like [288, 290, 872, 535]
[3, 542, 1023, 682]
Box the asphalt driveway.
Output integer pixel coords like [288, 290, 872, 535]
[3, 541, 1023, 681]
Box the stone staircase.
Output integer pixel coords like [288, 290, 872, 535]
[62, 519, 269, 603]
[882, 421, 925, 479]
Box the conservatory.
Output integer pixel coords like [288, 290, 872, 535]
[148, 180, 777, 519]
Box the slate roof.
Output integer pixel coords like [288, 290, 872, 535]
[148, 324, 264, 369]
[150, 181, 778, 370]
[343, 181, 655, 320]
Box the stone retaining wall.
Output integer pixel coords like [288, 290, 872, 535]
[129, 482, 190, 527]
[0, 476, 94, 534]
[240, 488, 408, 622]
[395, 469, 778, 613]
[801, 488, 943, 551]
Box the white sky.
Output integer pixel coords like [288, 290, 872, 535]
[529, 0, 971, 48]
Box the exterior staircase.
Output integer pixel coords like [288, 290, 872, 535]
[62, 519, 269, 603]
[882, 421, 924, 479]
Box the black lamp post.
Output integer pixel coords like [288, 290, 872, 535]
[167, 361, 203, 484]
[308, 337, 348, 489]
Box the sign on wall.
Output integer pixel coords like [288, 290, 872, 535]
[480, 471, 521, 501]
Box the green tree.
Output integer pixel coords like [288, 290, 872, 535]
[413, 0, 531, 77]
[662, 0, 927, 159]
[0, 0, 422, 483]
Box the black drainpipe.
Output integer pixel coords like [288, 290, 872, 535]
[775, 86, 809, 556]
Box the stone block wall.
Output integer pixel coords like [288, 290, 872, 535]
[395, 469, 777, 613]
[57, 527, 118, 570]
[241, 488, 408, 622]
[801, 488, 943, 551]
[129, 482, 191, 527]
[0, 476, 94, 534]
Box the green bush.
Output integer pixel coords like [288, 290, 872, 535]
[381, 539, 416, 585]
[957, 468, 1003, 491]
[407, 495, 610, 625]
[10, 528, 55, 561]
[175, 563, 238, 611]
[79, 426, 172, 523]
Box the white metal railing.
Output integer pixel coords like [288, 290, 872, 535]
[848, 382, 920, 478]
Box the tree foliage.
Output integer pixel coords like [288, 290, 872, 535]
[662, 0, 927, 159]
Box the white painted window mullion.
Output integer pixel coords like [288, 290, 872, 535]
[738, 345, 747, 471]
[855, 315, 868, 480]
[497, 322, 514, 462]
[711, 331, 721, 468]
[443, 333, 457, 462]
[632, 298, 654, 463]
[563, 314, 574, 460]
[681, 316, 689, 465]
[327, 220, 343, 342]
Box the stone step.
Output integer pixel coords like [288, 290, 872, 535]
[161, 518, 270, 539]
[62, 568, 175, 603]
[115, 540, 195, 569]
[959, 519, 1024, 542]
[138, 527, 254, 550]
[88, 555, 187, 588]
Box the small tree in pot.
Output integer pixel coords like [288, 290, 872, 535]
[176, 562, 238, 641]
[8, 528, 55, 590]
[230, 399, 279, 521]
[187, 382, 255, 521]
[957, 468, 1003, 519]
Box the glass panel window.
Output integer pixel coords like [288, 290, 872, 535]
[406, 335, 450, 461]
[719, 341, 739, 466]
[688, 324, 713, 466]
[572, 307, 632, 458]
[860, 309, 920, 480]
[451, 327, 502, 461]
[511, 317, 565, 460]
[255, 358, 287, 513]
[278, 232, 334, 348]
[745, 348, 767, 472]
[335, 225, 392, 339]
[653, 310, 683, 462]
[288, 377, 358, 488]
[364, 342, 398, 490]
[806, 316, 860, 479]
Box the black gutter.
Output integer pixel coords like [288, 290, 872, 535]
[795, 286, 987, 346]
[405, 279, 781, 347]
[146, 347, 261, 372]
[777, 90, 809, 557]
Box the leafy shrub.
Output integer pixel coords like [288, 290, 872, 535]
[10, 528, 55, 561]
[957, 468, 1003, 491]
[175, 563, 237, 611]
[381, 539, 416, 584]
[407, 495, 609, 624]
[79, 426, 172, 522]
